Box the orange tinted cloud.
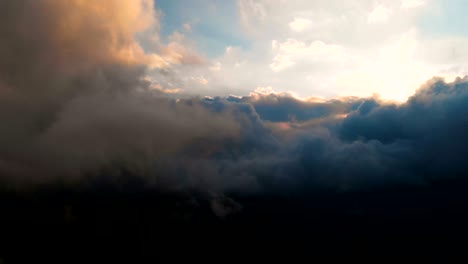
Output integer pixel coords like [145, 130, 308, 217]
[41, 0, 161, 69]
[0, 0, 203, 91]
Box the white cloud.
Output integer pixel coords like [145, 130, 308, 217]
[272, 40, 278, 50]
[270, 39, 346, 72]
[368, 5, 392, 23]
[270, 54, 295, 72]
[192, 76, 209, 85]
[183, 23, 192, 32]
[147, 81, 183, 94]
[288, 18, 313, 32]
[401, 0, 425, 9]
[238, 0, 267, 28]
[251, 86, 275, 95]
[210, 62, 222, 71]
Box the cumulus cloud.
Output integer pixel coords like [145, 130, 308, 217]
[238, 77, 468, 191]
[151, 77, 468, 192]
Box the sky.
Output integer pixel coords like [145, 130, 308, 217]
[150, 0, 468, 101]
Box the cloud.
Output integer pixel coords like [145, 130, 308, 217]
[192, 76, 209, 85]
[245, 90, 362, 122]
[0, 1, 238, 191]
[401, 0, 425, 9]
[183, 23, 192, 32]
[289, 77, 468, 190]
[368, 5, 392, 23]
[210, 62, 222, 72]
[289, 18, 313, 32]
[238, 0, 267, 29]
[270, 39, 346, 72]
[176, 77, 468, 192]
[0, 0, 157, 79]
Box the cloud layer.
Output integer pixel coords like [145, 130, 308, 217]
[1, 1, 468, 199]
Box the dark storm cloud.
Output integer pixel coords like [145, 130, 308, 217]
[244, 93, 365, 122]
[193, 77, 468, 192]
[337, 76, 468, 183]
[1, 1, 468, 197]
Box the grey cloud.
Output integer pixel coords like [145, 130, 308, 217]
[190, 77, 468, 192]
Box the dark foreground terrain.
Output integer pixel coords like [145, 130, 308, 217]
[0, 179, 468, 262]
